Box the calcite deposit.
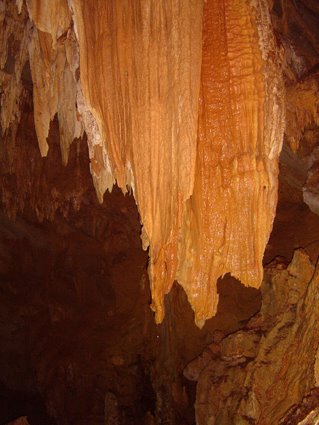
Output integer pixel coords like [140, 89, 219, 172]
[1, 0, 285, 325]
[286, 74, 319, 153]
[176, 0, 285, 326]
[69, 0, 203, 324]
[27, 0, 81, 163]
[0, 0, 29, 138]
[1, 1, 319, 424]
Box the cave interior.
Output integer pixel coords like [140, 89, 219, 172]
[1, 1, 319, 425]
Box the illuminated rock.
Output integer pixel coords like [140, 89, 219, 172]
[0, 0, 285, 326]
[176, 0, 285, 326]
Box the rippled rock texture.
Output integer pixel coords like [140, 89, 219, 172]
[0, 0, 285, 326]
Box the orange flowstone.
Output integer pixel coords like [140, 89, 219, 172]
[176, 0, 285, 327]
[71, 0, 203, 321]
[22, 0, 284, 326]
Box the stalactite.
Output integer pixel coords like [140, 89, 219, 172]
[0, 1, 29, 137]
[1, 0, 285, 326]
[70, 0, 204, 323]
[286, 75, 319, 153]
[176, 0, 285, 327]
[27, 0, 81, 163]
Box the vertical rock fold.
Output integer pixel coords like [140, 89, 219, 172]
[0, 0, 285, 326]
[177, 0, 285, 326]
[70, 0, 204, 322]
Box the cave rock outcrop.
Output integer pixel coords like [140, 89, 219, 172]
[185, 250, 319, 424]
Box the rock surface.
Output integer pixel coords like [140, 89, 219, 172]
[6, 418, 30, 425]
[188, 250, 319, 424]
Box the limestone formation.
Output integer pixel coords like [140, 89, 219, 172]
[176, 0, 285, 326]
[1, 1, 319, 424]
[0, 0, 285, 325]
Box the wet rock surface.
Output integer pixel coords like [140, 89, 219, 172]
[0, 0, 319, 424]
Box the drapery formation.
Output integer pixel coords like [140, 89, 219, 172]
[1, 0, 284, 326]
[175, 0, 285, 326]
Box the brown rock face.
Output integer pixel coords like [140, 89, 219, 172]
[6, 418, 30, 425]
[190, 250, 319, 424]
